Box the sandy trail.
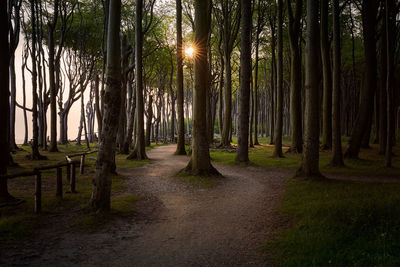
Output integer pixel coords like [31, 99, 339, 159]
[2, 145, 288, 266]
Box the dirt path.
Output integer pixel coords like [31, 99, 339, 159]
[3, 145, 289, 266]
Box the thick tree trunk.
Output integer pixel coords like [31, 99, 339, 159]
[320, 0, 332, 150]
[90, 0, 122, 211]
[175, 0, 186, 154]
[236, 0, 252, 163]
[221, 52, 232, 147]
[273, 0, 283, 157]
[287, 0, 303, 153]
[184, 0, 219, 176]
[296, 0, 322, 178]
[0, 1, 14, 202]
[344, 1, 378, 158]
[331, 0, 344, 166]
[127, 0, 147, 160]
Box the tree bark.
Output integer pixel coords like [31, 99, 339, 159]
[90, 0, 121, 211]
[175, 0, 186, 155]
[320, 0, 332, 150]
[344, 1, 378, 158]
[183, 0, 219, 176]
[236, 0, 252, 163]
[128, 0, 148, 160]
[287, 0, 303, 153]
[331, 0, 344, 166]
[296, 0, 322, 179]
[273, 0, 283, 157]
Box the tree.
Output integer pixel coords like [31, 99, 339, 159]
[272, 0, 283, 158]
[214, 0, 241, 147]
[287, 0, 303, 153]
[0, 0, 14, 203]
[90, 0, 121, 211]
[175, 0, 186, 155]
[183, 0, 219, 176]
[320, 0, 332, 150]
[331, 0, 344, 166]
[236, 0, 252, 163]
[296, 0, 322, 179]
[127, 0, 148, 160]
[344, 1, 379, 158]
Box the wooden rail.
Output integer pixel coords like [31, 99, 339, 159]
[0, 151, 97, 214]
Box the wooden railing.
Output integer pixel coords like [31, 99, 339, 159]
[1, 150, 97, 214]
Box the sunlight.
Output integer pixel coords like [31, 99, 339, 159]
[185, 45, 195, 59]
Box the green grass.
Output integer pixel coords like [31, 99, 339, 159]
[264, 179, 400, 266]
[174, 171, 222, 188]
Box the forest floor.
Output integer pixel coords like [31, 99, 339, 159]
[1, 145, 291, 266]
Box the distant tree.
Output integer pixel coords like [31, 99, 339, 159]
[296, 0, 322, 179]
[90, 0, 121, 211]
[236, 0, 252, 163]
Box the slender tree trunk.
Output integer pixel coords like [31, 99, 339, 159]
[183, 0, 219, 176]
[273, 0, 283, 157]
[145, 96, 153, 147]
[29, 0, 44, 160]
[175, 0, 186, 154]
[90, 0, 121, 211]
[296, 0, 322, 178]
[127, 0, 147, 160]
[320, 0, 332, 150]
[331, 0, 344, 166]
[236, 0, 252, 163]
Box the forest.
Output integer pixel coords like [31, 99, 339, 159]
[1, 0, 400, 265]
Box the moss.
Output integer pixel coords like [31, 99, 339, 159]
[174, 171, 222, 188]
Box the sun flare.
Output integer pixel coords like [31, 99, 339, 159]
[185, 45, 195, 59]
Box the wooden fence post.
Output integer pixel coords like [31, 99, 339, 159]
[56, 167, 62, 199]
[34, 171, 41, 214]
[80, 154, 85, 175]
[70, 162, 76, 193]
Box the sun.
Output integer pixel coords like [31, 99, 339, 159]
[185, 45, 195, 59]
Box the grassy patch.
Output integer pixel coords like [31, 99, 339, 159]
[264, 179, 400, 266]
[174, 171, 222, 189]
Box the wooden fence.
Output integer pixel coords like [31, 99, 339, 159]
[0, 150, 97, 214]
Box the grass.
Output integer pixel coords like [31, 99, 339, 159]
[174, 172, 222, 189]
[0, 142, 160, 246]
[264, 179, 400, 266]
[210, 136, 400, 265]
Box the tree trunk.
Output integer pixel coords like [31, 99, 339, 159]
[127, 0, 147, 160]
[273, 0, 283, 157]
[296, 0, 322, 178]
[331, 0, 344, 166]
[287, 0, 303, 153]
[90, 0, 122, 211]
[145, 95, 153, 147]
[236, 0, 252, 163]
[175, 0, 186, 154]
[29, 0, 45, 160]
[344, 1, 378, 158]
[184, 0, 219, 176]
[320, 0, 332, 150]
